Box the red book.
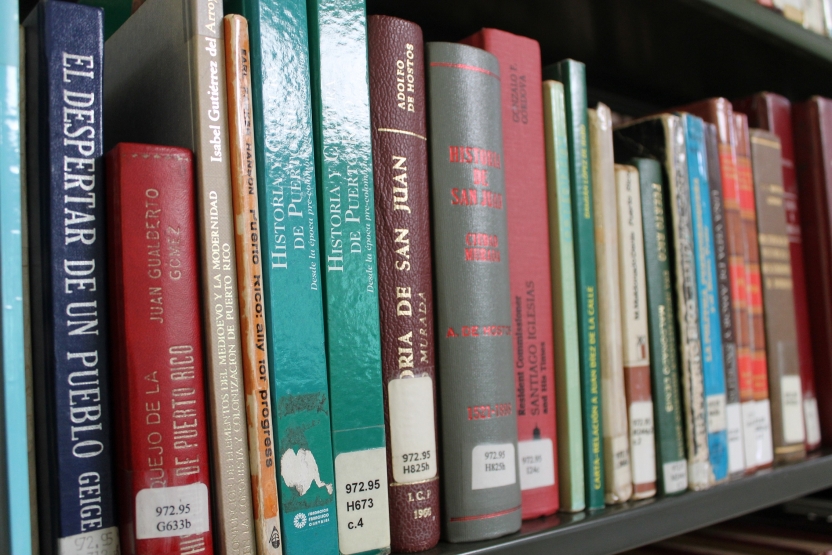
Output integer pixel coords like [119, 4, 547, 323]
[107, 143, 214, 555]
[734, 93, 822, 451]
[461, 28, 559, 519]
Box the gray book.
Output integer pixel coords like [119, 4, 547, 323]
[103, 0, 256, 551]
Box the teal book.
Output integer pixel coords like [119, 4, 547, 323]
[682, 114, 729, 484]
[307, 1, 391, 553]
[542, 59, 604, 510]
[0, 3, 33, 553]
[224, 0, 339, 552]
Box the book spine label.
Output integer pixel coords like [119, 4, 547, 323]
[307, 2, 391, 553]
[542, 80, 585, 512]
[232, 0, 339, 551]
[589, 105, 632, 505]
[224, 15, 283, 555]
[749, 130, 807, 463]
[106, 144, 214, 555]
[427, 42, 521, 542]
[685, 115, 729, 484]
[614, 164, 656, 500]
[367, 15, 440, 553]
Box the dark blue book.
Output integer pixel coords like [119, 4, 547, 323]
[23, 2, 118, 554]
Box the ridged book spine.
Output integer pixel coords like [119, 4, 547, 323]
[427, 42, 521, 542]
[23, 3, 119, 553]
[106, 144, 214, 555]
[461, 27, 559, 519]
[307, 1, 391, 553]
[225, 0, 339, 550]
[684, 114, 729, 484]
[103, 0, 257, 549]
[224, 15, 283, 555]
[629, 157, 687, 495]
[542, 59, 604, 510]
[542, 80, 585, 512]
[367, 15, 440, 552]
[589, 105, 632, 505]
[614, 164, 657, 500]
[748, 129, 807, 463]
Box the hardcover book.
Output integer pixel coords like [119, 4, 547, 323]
[107, 143, 214, 555]
[367, 15, 441, 552]
[23, 3, 119, 553]
[589, 104, 632, 505]
[427, 41, 521, 542]
[542, 80, 585, 512]
[224, 0, 339, 550]
[224, 15, 283, 555]
[748, 129, 806, 463]
[307, 1, 391, 552]
[462, 27, 559, 520]
[542, 59, 604, 510]
[103, 0, 256, 550]
[614, 164, 657, 500]
[77, 0, 133, 39]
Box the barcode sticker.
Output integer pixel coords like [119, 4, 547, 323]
[706, 393, 727, 432]
[334, 448, 391, 555]
[804, 397, 821, 447]
[58, 526, 119, 555]
[662, 460, 687, 494]
[388, 376, 437, 483]
[471, 443, 516, 490]
[135, 483, 210, 540]
[518, 438, 555, 491]
[726, 402, 745, 473]
[781, 375, 805, 444]
[629, 401, 656, 486]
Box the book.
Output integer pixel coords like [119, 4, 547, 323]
[735, 113, 775, 469]
[804, 0, 827, 33]
[23, 3, 120, 553]
[733, 92, 822, 451]
[366, 15, 440, 552]
[307, 1, 391, 553]
[542, 59, 604, 511]
[77, 0, 133, 39]
[223, 0, 339, 550]
[103, 0, 256, 550]
[614, 163, 657, 500]
[426, 41, 521, 542]
[461, 27, 559, 520]
[542, 80, 585, 512]
[106, 143, 214, 555]
[704, 122, 746, 477]
[224, 15, 283, 555]
[614, 115, 710, 491]
[683, 114, 729, 484]
[748, 129, 807, 463]
[589, 104, 631, 505]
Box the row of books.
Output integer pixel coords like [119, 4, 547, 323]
[757, 0, 832, 36]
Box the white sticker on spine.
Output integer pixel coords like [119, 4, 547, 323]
[471, 443, 516, 490]
[756, 400, 774, 465]
[726, 402, 745, 473]
[518, 438, 555, 491]
[741, 401, 757, 469]
[662, 460, 687, 494]
[135, 483, 210, 540]
[388, 376, 437, 483]
[804, 397, 821, 447]
[706, 393, 727, 432]
[781, 375, 806, 444]
[629, 401, 656, 485]
[334, 448, 390, 555]
[611, 435, 631, 488]
[59, 526, 120, 555]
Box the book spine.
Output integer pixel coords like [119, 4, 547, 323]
[632, 157, 687, 496]
[543, 59, 604, 510]
[462, 28, 559, 519]
[307, 2, 391, 553]
[366, 15, 440, 553]
[107, 144, 214, 555]
[735, 114, 774, 468]
[684, 115, 729, 484]
[542, 80, 585, 512]
[704, 123, 746, 477]
[614, 164, 657, 500]
[748, 129, 807, 463]
[23, 4, 119, 553]
[426, 42, 521, 542]
[224, 16, 283, 555]
[228, 0, 339, 551]
[589, 105, 631, 505]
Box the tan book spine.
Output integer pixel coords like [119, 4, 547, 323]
[225, 14, 284, 555]
[589, 104, 632, 505]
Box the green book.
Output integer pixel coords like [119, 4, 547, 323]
[542, 80, 585, 512]
[629, 158, 688, 496]
[307, 1, 391, 553]
[542, 59, 604, 510]
[225, 0, 339, 552]
[78, 0, 132, 39]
